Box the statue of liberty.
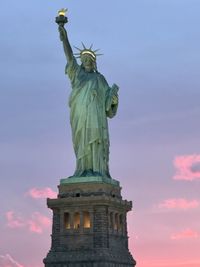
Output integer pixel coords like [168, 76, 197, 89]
[57, 10, 119, 178]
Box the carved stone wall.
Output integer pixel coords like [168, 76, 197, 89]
[43, 179, 136, 267]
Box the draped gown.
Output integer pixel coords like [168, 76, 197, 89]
[66, 56, 118, 178]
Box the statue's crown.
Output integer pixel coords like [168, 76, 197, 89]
[74, 43, 102, 61]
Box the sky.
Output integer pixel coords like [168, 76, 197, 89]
[0, 0, 200, 266]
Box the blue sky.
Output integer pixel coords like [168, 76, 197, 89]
[1, 1, 200, 266]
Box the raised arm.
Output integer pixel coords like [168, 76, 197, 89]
[58, 25, 73, 63]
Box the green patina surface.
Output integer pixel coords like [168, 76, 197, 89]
[58, 24, 119, 179]
[60, 176, 120, 186]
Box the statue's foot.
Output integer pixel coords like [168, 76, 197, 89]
[71, 169, 111, 178]
[79, 169, 103, 177]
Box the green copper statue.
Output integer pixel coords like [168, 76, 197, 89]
[57, 11, 119, 178]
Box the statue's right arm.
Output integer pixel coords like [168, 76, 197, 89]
[58, 25, 73, 63]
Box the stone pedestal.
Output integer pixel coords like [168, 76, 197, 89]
[43, 177, 136, 266]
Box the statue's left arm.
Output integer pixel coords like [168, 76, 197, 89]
[106, 84, 119, 118]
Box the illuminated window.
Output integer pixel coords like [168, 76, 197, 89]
[64, 212, 70, 229]
[110, 212, 114, 229]
[73, 212, 80, 229]
[83, 211, 91, 228]
[114, 213, 119, 230]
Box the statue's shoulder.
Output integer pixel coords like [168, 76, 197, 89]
[97, 72, 108, 85]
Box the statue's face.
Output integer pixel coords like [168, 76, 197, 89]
[81, 54, 95, 72]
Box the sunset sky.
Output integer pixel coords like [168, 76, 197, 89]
[1, 0, 200, 266]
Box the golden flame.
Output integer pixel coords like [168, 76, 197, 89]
[58, 8, 67, 16]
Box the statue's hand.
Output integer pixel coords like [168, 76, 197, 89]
[58, 25, 67, 41]
[112, 94, 118, 105]
[111, 83, 119, 105]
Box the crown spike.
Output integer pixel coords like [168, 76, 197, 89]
[73, 43, 103, 60]
[81, 42, 87, 49]
[74, 46, 82, 51]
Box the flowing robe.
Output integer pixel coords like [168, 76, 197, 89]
[66, 57, 118, 178]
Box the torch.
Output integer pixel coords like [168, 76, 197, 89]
[55, 8, 68, 26]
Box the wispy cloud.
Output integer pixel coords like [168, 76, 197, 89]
[171, 228, 199, 240]
[6, 211, 51, 234]
[158, 198, 199, 210]
[6, 211, 26, 229]
[26, 187, 57, 199]
[173, 154, 200, 181]
[0, 254, 24, 267]
[140, 260, 200, 267]
[28, 212, 51, 234]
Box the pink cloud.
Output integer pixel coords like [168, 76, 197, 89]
[158, 198, 199, 210]
[6, 211, 51, 234]
[6, 211, 25, 229]
[0, 254, 24, 267]
[171, 228, 199, 240]
[26, 187, 57, 199]
[140, 260, 200, 267]
[28, 212, 51, 234]
[173, 154, 200, 181]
